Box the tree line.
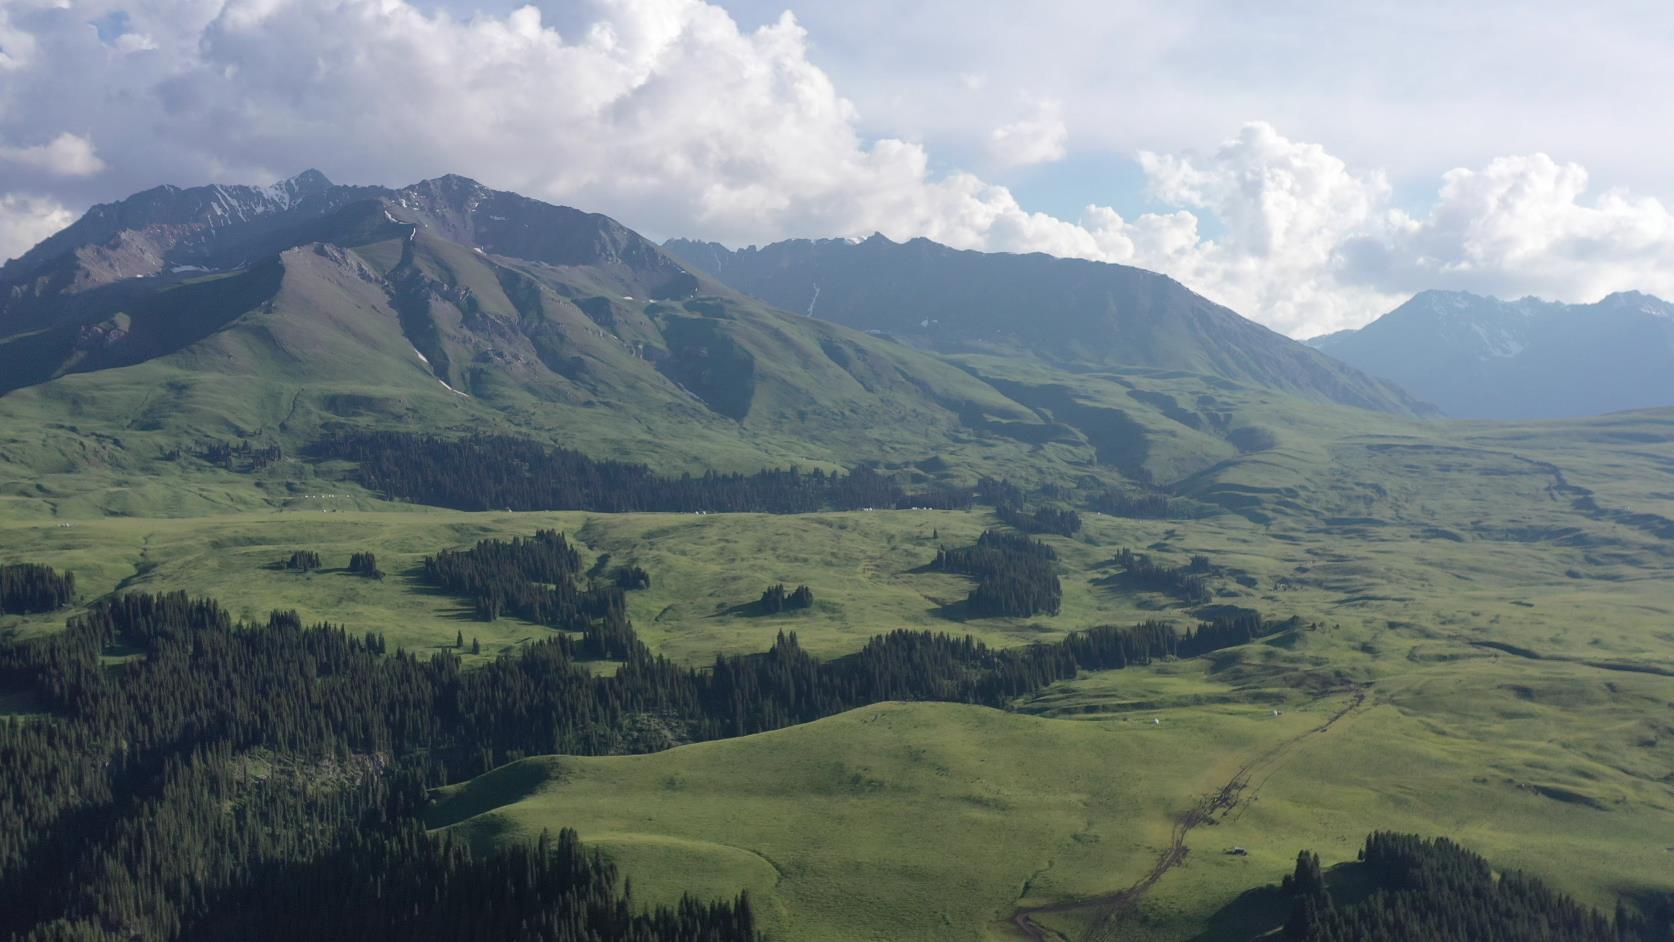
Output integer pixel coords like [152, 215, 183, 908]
[1281, 832, 1671, 942]
[0, 563, 74, 615]
[193, 438, 284, 472]
[314, 432, 970, 514]
[932, 530, 1062, 617]
[1090, 488, 1206, 520]
[995, 503, 1082, 536]
[190, 824, 758, 942]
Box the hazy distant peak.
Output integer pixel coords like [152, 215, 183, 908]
[1309, 288, 1674, 418]
[279, 168, 334, 191]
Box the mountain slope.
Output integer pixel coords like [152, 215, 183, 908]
[3, 174, 1168, 514]
[663, 235, 1429, 415]
[1309, 290, 1674, 419]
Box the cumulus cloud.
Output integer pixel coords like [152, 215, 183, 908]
[0, 194, 74, 263]
[1348, 154, 1674, 303]
[1, 0, 1673, 336]
[988, 101, 1068, 167]
[1128, 129, 1674, 335]
[0, 132, 105, 177]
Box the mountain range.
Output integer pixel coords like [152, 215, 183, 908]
[0, 172, 1071, 482]
[0, 171, 1450, 516]
[1309, 290, 1674, 419]
[663, 235, 1425, 414]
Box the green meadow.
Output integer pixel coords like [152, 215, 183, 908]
[2, 353, 1672, 939]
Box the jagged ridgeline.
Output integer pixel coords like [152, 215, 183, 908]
[0, 533, 1296, 940]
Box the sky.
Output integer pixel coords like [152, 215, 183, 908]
[4, 0, 1674, 337]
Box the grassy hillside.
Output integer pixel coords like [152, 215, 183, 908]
[664, 235, 1428, 415]
[428, 655, 1671, 942]
[426, 700, 1308, 942]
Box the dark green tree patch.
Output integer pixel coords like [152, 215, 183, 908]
[0, 563, 75, 615]
[933, 530, 1061, 618]
[284, 550, 322, 573]
[1279, 832, 1668, 942]
[348, 552, 383, 579]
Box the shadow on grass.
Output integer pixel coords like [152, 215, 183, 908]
[1189, 884, 1288, 942]
[426, 758, 560, 830]
[398, 563, 484, 623]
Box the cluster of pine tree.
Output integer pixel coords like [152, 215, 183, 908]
[315, 432, 909, 513]
[198, 439, 283, 471]
[933, 530, 1062, 617]
[424, 531, 602, 616]
[995, 503, 1082, 536]
[1281, 832, 1672, 942]
[1113, 548, 1213, 605]
[0, 563, 74, 614]
[285, 550, 322, 572]
[975, 477, 1025, 507]
[0, 592, 768, 941]
[758, 584, 814, 613]
[1090, 488, 1202, 520]
[615, 566, 652, 590]
[189, 825, 757, 942]
[348, 552, 383, 579]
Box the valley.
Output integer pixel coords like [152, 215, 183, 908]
[0, 172, 1670, 942]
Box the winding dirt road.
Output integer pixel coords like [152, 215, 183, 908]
[1008, 688, 1367, 942]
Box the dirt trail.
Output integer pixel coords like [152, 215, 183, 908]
[1008, 688, 1367, 942]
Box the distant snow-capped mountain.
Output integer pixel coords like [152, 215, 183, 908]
[1308, 290, 1674, 419]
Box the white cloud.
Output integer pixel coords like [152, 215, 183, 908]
[0, 194, 74, 263]
[3, 0, 1674, 337]
[0, 132, 105, 177]
[988, 101, 1067, 167]
[1351, 154, 1674, 304]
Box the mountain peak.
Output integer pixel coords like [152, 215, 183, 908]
[407, 173, 488, 194]
[1598, 289, 1666, 307]
[1405, 289, 1490, 310]
[278, 169, 334, 193]
[1310, 289, 1674, 418]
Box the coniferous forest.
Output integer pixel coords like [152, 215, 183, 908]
[1113, 547, 1214, 606]
[932, 529, 1063, 617]
[0, 563, 75, 615]
[314, 432, 953, 513]
[0, 535, 1302, 941]
[995, 502, 1082, 536]
[1280, 832, 1672, 942]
